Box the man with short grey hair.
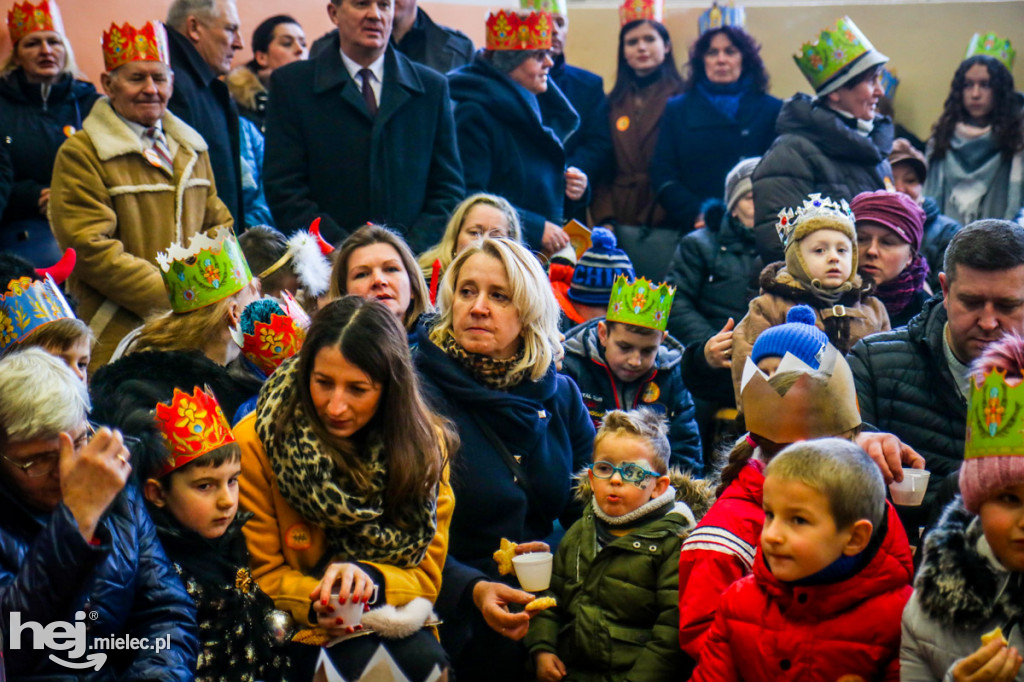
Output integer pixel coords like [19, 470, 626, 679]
[165, 0, 244, 224]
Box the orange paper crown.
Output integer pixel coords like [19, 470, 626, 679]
[153, 386, 235, 477]
[486, 10, 553, 51]
[619, 0, 662, 25]
[7, 0, 63, 44]
[102, 20, 170, 72]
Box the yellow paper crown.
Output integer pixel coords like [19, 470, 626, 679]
[7, 0, 63, 44]
[102, 20, 170, 72]
[619, 0, 662, 26]
[486, 10, 553, 51]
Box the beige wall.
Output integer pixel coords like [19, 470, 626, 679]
[1, 1, 1021, 140]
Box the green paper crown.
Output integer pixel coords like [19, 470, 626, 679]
[794, 16, 878, 94]
[521, 0, 567, 15]
[606, 275, 675, 331]
[156, 227, 252, 314]
[966, 32, 1016, 71]
[965, 368, 1024, 459]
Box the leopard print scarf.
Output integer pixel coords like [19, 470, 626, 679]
[440, 332, 529, 390]
[254, 358, 436, 568]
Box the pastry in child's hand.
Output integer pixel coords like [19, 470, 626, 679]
[981, 626, 1008, 646]
[525, 597, 557, 612]
[493, 538, 518, 576]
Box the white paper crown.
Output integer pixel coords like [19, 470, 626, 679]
[775, 193, 854, 249]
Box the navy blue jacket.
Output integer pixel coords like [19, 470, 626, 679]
[650, 86, 780, 232]
[550, 56, 613, 189]
[166, 27, 243, 226]
[0, 483, 197, 680]
[560, 318, 702, 473]
[265, 38, 464, 251]
[449, 53, 579, 251]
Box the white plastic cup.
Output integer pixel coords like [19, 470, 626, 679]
[512, 552, 553, 592]
[328, 584, 378, 627]
[889, 468, 931, 506]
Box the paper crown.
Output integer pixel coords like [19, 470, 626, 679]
[794, 16, 888, 95]
[230, 294, 308, 376]
[606, 275, 674, 331]
[740, 346, 861, 443]
[486, 10, 553, 51]
[620, 0, 662, 26]
[7, 0, 63, 44]
[0, 274, 75, 354]
[102, 20, 171, 72]
[520, 0, 567, 16]
[156, 227, 252, 314]
[880, 67, 899, 100]
[153, 386, 235, 477]
[965, 368, 1024, 460]
[698, 1, 745, 35]
[776, 193, 855, 250]
[966, 32, 1016, 71]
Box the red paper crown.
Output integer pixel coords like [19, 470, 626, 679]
[486, 10, 553, 51]
[153, 386, 235, 477]
[7, 0, 63, 44]
[242, 312, 306, 376]
[619, 0, 662, 25]
[102, 20, 170, 72]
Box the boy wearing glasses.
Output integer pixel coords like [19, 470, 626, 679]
[524, 408, 706, 682]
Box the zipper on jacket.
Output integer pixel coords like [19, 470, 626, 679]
[40, 82, 50, 111]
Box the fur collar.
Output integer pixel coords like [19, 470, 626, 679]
[226, 66, 266, 112]
[82, 97, 208, 162]
[915, 498, 1024, 628]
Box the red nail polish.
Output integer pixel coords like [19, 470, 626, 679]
[350, 595, 358, 603]
[322, 598, 328, 606]
[355, 624, 364, 631]
[346, 626, 355, 634]
[363, 603, 370, 612]
[335, 617, 344, 624]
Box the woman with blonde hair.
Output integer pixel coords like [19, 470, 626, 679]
[413, 237, 594, 681]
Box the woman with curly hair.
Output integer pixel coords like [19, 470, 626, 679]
[650, 25, 781, 233]
[925, 55, 1024, 225]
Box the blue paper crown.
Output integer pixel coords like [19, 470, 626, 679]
[0, 274, 75, 354]
[699, 1, 745, 35]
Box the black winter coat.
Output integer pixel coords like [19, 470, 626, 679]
[649, 85, 781, 232]
[550, 56, 613, 189]
[449, 53, 579, 251]
[920, 195, 961, 293]
[752, 94, 894, 263]
[166, 27, 243, 226]
[264, 38, 464, 251]
[665, 201, 760, 347]
[0, 483, 198, 680]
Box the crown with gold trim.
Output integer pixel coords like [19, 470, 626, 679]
[698, 1, 744, 35]
[102, 20, 170, 72]
[156, 227, 252, 314]
[153, 386, 235, 477]
[606, 275, 674, 331]
[230, 295, 308, 376]
[620, 0, 662, 26]
[520, 0, 566, 16]
[776, 193, 855, 251]
[966, 32, 1016, 71]
[0, 274, 75, 355]
[965, 368, 1024, 460]
[486, 10, 553, 51]
[740, 345, 861, 443]
[7, 0, 63, 44]
[794, 16, 888, 95]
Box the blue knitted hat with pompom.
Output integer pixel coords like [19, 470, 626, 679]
[751, 305, 829, 369]
[567, 228, 635, 306]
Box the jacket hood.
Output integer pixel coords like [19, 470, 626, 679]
[758, 261, 870, 306]
[574, 467, 715, 522]
[776, 93, 893, 164]
[449, 52, 579, 147]
[226, 65, 266, 113]
[563, 317, 684, 372]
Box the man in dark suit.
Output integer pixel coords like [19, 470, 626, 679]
[264, 0, 464, 251]
[165, 0, 244, 225]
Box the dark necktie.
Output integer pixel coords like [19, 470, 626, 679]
[359, 68, 378, 117]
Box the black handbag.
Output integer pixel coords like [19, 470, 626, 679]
[612, 182, 685, 282]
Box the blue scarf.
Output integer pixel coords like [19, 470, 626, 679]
[695, 74, 751, 121]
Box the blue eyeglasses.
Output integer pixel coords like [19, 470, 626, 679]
[590, 460, 659, 485]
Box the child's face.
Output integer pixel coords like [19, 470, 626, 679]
[978, 483, 1024, 572]
[756, 356, 782, 377]
[45, 337, 91, 383]
[148, 460, 241, 539]
[589, 433, 669, 517]
[761, 475, 857, 582]
[798, 229, 853, 288]
[598, 322, 665, 384]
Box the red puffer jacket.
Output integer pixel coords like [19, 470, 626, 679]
[692, 502, 913, 682]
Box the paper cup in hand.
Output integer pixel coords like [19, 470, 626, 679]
[512, 552, 553, 592]
[329, 584, 377, 627]
[888, 468, 930, 506]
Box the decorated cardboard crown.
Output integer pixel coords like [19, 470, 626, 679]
[0, 274, 75, 354]
[520, 0, 567, 15]
[698, 1, 744, 35]
[966, 32, 1016, 71]
[794, 16, 888, 96]
[606, 275, 674, 331]
[102, 20, 170, 72]
[620, 0, 662, 26]
[230, 295, 308, 376]
[776, 193, 855, 251]
[156, 227, 252, 314]
[486, 9, 553, 51]
[880, 67, 899, 100]
[965, 368, 1024, 460]
[153, 386, 235, 477]
[7, 0, 63, 44]
[740, 345, 861, 443]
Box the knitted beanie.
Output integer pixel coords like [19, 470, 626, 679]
[850, 189, 927, 253]
[567, 228, 635, 306]
[751, 305, 829, 368]
[725, 157, 761, 213]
